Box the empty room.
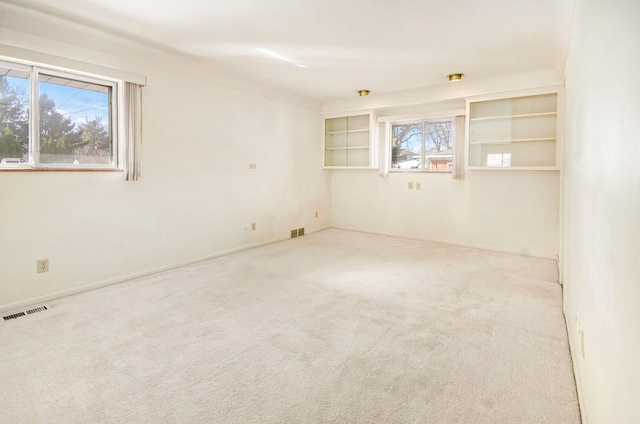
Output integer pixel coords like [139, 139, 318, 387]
[0, 0, 638, 422]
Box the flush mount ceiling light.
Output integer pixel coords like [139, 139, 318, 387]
[447, 73, 464, 82]
[358, 90, 370, 96]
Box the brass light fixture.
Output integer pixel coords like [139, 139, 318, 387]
[358, 90, 370, 96]
[447, 73, 464, 82]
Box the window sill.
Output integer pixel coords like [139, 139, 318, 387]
[389, 169, 452, 174]
[0, 168, 123, 173]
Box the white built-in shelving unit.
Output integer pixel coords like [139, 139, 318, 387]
[323, 112, 377, 169]
[466, 90, 559, 170]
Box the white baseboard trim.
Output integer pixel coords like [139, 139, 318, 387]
[331, 226, 559, 261]
[564, 311, 588, 424]
[0, 226, 331, 314]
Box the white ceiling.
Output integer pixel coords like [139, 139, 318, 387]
[9, 0, 574, 104]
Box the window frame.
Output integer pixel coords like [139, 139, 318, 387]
[0, 58, 120, 171]
[388, 116, 455, 173]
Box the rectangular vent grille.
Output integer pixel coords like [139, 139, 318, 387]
[3, 305, 48, 321]
[291, 229, 298, 238]
[298, 228, 305, 236]
[3, 311, 26, 321]
[26, 305, 48, 315]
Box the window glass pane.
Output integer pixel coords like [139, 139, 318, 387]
[424, 121, 453, 170]
[0, 65, 30, 164]
[391, 122, 422, 169]
[38, 75, 112, 165]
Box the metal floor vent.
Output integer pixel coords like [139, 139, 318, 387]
[3, 305, 48, 321]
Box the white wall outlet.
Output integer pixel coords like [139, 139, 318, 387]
[408, 182, 413, 189]
[249, 163, 257, 169]
[37, 259, 49, 273]
[251, 222, 256, 231]
[416, 182, 421, 190]
[315, 211, 318, 218]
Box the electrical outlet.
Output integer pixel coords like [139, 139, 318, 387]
[315, 211, 318, 218]
[37, 259, 49, 273]
[249, 163, 257, 169]
[416, 182, 421, 190]
[251, 222, 256, 231]
[408, 182, 413, 189]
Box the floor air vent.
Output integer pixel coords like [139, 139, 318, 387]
[3, 305, 48, 321]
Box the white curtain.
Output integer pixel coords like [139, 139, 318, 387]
[379, 122, 390, 177]
[124, 82, 142, 181]
[452, 115, 465, 180]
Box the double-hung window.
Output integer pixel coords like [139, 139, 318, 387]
[390, 118, 454, 172]
[0, 59, 118, 170]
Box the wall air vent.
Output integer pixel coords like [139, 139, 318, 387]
[3, 305, 48, 321]
[26, 305, 48, 315]
[291, 229, 298, 238]
[298, 228, 305, 236]
[3, 311, 26, 321]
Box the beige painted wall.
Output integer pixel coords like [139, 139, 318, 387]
[0, 4, 331, 311]
[562, 0, 640, 422]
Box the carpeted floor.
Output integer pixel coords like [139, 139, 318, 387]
[0, 229, 580, 423]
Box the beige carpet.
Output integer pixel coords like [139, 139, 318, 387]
[0, 229, 580, 423]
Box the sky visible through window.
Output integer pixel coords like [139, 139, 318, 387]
[40, 82, 109, 129]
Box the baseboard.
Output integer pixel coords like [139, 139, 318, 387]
[0, 226, 331, 314]
[564, 311, 588, 423]
[331, 226, 559, 261]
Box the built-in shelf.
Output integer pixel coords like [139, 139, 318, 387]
[324, 112, 377, 169]
[325, 146, 370, 150]
[468, 166, 560, 171]
[467, 92, 559, 169]
[325, 129, 370, 135]
[469, 111, 557, 122]
[469, 137, 556, 145]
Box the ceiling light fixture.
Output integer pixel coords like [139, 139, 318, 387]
[358, 90, 370, 96]
[447, 73, 464, 82]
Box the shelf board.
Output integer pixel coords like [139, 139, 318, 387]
[470, 111, 557, 122]
[325, 146, 370, 150]
[325, 128, 370, 135]
[323, 165, 374, 169]
[467, 166, 560, 171]
[469, 137, 556, 145]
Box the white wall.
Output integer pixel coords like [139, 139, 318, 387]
[0, 4, 330, 311]
[328, 98, 561, 258]
[332, 169, 559, 257]
[562, 0, 640, 422]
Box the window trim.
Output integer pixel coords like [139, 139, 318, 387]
[378, 109, 465, 177]
[0, 58, 120, 171]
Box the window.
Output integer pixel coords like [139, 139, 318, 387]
[0, 59, 118, 169]
[390, 119, 453, 171]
